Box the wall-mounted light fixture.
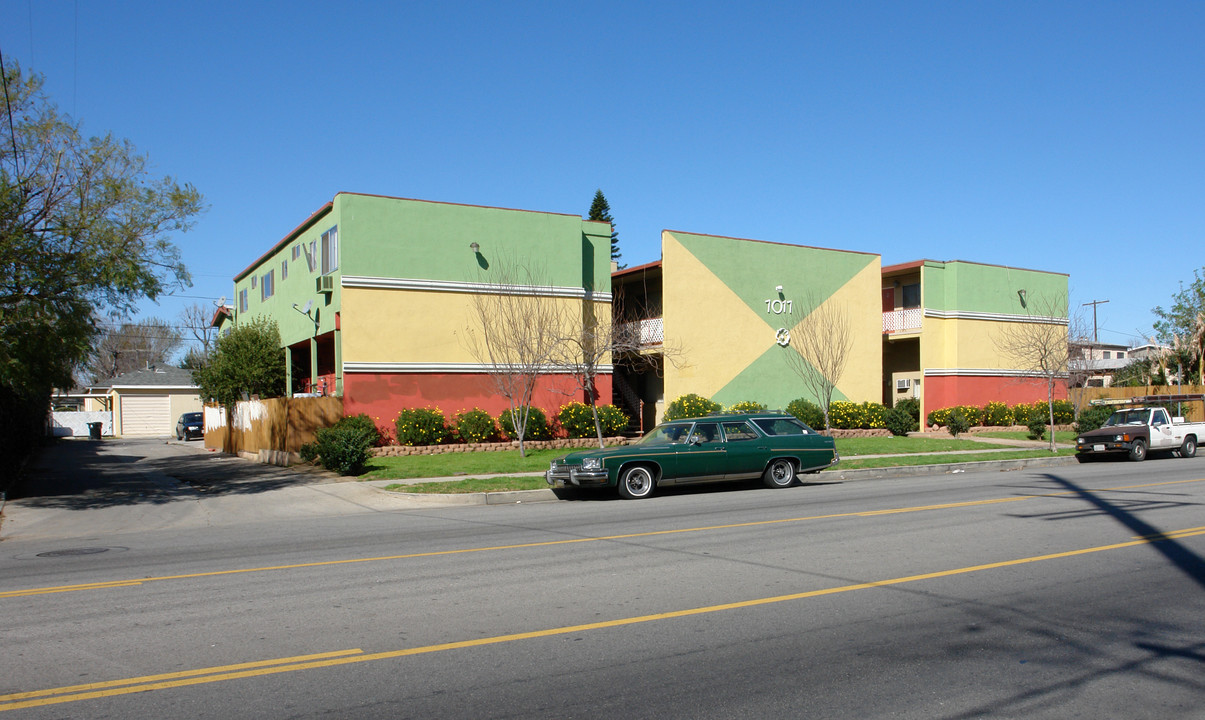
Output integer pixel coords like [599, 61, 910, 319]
[775, 285, 783, 293]
[470, 242, 480, 253]
[1017, 289, 1027, 307]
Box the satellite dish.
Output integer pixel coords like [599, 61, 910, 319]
[216, 296, 227, 307]
[301, 300, 313, 313]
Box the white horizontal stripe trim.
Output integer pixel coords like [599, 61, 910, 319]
[924, 368, 1068, 378]
[924, 309, 1067, 325]
[341, 275, 612, 302]
[344, 362, 614, 374]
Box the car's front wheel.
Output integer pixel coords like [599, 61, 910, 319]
[618, 465, 656, 500]
[1129, 440, 1147, 462]
[762, 458, 796, 488]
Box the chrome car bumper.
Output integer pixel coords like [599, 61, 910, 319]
[545, 466, 609, 488]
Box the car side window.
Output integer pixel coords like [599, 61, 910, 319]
[1153, 409, 1169, 426]
[722, 422, 758, 441]
[689, 422, 720, 444]
[753, 418, 812, 436]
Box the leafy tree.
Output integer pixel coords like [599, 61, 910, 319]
[191, 317, 285, 407]
[85, 318, 183, 381]
[1153, 268, 1205, 384]
[0, 59, 202, 466]
[588, 189, 622, 269]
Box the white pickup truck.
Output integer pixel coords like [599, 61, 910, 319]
[1075, 406, 1204, 462]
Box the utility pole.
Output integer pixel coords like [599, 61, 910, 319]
[1082, 299, 1109, 343]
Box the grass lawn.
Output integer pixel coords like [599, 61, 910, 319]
[384, 477, 550, 493]
[362, 447, 564, 480]
[973, 430, 1078, 444]
[835, 436, 1011, 457]
[832, 447, 1075, 470]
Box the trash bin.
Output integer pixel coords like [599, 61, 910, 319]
[87, 422, 103, 440]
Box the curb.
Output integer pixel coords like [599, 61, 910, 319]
[378, 454, 1078, 505]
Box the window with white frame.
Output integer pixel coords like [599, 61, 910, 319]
[281, 259, 288, 280]
[292, 245, 301, 260]
[239, 288, 248, 313]
[321, 226, 339, 275]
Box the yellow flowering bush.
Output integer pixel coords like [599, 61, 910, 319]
[394, 407, 449, 446]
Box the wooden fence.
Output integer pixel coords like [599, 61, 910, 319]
[1071, 385, 1205, 422]
[204, 396, 343, 459]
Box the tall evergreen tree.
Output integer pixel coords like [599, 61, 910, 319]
[588, 190, 623, 268]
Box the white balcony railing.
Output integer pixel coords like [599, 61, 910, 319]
[882, 308, 922, 334]
[617, 317, 664, 348]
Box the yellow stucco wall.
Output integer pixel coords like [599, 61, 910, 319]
[340, 286, 610, 364]
[662, 230, 882, 408]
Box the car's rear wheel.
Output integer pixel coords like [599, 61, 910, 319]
[1128, 440, 1147, 462]
[618, 465, 656, 500]
[1181, 436, 1197, 458]
[762, 458, 796, 488]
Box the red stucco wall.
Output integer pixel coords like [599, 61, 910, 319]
[924, 375, 1068, 417]
[342, 372, 615, 438]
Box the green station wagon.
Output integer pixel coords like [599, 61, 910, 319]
[546, 413, 839, 499]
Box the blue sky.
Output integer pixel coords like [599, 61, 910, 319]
[4, 1, 1202, 352]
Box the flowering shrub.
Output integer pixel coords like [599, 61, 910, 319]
[787, 398, 826, 430]
[663, 394, 721, 421]
[558, 402, 598, 439]
[827, 401, 864, 429]
[860, 401, 887, 429]
[982, 401, 1012, 426]
[595, 405, 630, 436]
[498, 406, 551, 441]
[927, 405, 983, 428]
[726, 400, 767, 414]
[454, 408, 497, 443]
[394, 407, 449, 446]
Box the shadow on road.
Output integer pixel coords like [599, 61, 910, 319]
[7, 438, 326, 510]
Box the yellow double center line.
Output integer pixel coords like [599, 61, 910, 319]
[3, 522, 1205, 711]
[3, 478, 1202, 600]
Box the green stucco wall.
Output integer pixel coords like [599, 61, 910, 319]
[922, 260, 1068, 316]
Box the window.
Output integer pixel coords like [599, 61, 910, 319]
[1117, 351, 1125, 359]
[281, 259, 288, 280]
[1103, 351, 1111, 359]
[722, 422, 758, 441]
[753, 418, 813, 435]
[261, 270, 274, 301]
[902, 283, 921, 308]
[688, 422, 720, 444]
[321, 226, 339, 275]
[306, 240, 317, 272]
[250, 275, 257, 289]
[239, 289, 248, 313]
[292, 245, 301, 260]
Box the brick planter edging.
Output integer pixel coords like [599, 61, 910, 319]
[823, 428, 893, 438]
[371, 437, 634, 457]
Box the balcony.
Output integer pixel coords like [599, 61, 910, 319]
[883, 308, 922, 335]
[617, 317, 664, 349]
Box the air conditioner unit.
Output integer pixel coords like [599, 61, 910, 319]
[316, 275, 335, 294]
[895, 378, 912, 391]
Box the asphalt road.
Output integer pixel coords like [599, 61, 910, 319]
[1, 441, 1203, 718]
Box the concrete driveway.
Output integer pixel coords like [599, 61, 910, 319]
[0, 438, 426, 542]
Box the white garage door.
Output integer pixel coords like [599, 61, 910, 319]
[120, 395, 171, 437]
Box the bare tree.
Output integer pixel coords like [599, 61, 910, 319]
[179, 302, 217, 365]
[550, 292, 682, 447]
[781, 293, 853, 430]
[993, 292, 1071, 451]
[463, 259, 565, 457]
[86, 317, 183, 382]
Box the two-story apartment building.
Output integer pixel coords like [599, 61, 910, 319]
[230, 193, 613, 424]
[882, 259, 1070, 419]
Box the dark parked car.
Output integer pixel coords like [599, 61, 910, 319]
[176, 412, 203, 441]
[546, 413, 839, 499]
